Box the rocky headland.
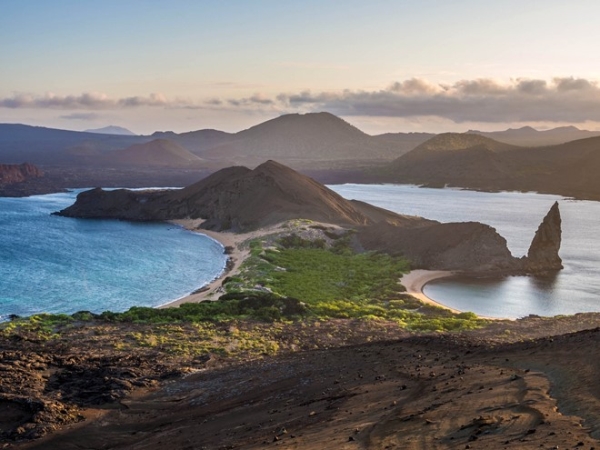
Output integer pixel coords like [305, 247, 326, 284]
[3, 160, 598, 450]
[57, 159, 562, 275]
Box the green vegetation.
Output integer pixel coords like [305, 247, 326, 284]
[223, 232, 486, 331]
[124, 322, 281, 357]
[0, 229, 486, 355]
[0, 313, 73, 341]
[99, 293, 307, 323]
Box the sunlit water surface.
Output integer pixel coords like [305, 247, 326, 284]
[330, 184, 600, 319]
[0, 190, 227, 319]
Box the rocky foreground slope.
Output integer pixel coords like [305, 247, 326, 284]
[57, 160, 562, 274]
[9, 316, 600, 450]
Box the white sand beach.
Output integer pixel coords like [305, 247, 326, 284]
[399, 269, 460, 313]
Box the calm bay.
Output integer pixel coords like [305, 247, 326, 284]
[0, 190, 227, 319]
[330, 184, 600, 319]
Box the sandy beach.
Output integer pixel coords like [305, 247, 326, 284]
[160, 220, 291, 308]
[160, 220, 252, 307]
[400, 270, 511, 320]
[160, 223, 502, 321]
[162, 222, 461, 313]
[399, 269, 459, 312]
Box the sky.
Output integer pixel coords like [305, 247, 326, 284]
[2, 0, 600, 135]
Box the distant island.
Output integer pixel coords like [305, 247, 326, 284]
[382, 132, 600, 201]
[58, 160, 562, 275]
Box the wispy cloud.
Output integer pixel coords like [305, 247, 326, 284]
[272, 77, 600, 123]
[59, 112, 101, 121]
[5, 77, 600, 124]
[228, 94, 274, 107]
[0, 92, 175, 109]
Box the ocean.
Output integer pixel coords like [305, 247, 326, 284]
[330, 184, 600, 319]
[0, 190, 227, 320]
[3, 185, 600, 320]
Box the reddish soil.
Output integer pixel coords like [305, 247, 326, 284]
[5, 315, 600, 450]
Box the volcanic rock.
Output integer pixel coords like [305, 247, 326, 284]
[57, 160, 563, 274]
[357, 202, 564, 273]
[57, 161, 373, 230]
[522, 201, 563, 272]
[356, 220, 517, 272]
[0, 162, 43, 185]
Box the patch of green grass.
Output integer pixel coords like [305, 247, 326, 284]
[264, 248, 408, 305]
[222, 235, 487, 331]
[0, 313, 74, 341]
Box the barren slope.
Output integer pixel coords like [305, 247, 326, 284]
[108, 139, 204, 167]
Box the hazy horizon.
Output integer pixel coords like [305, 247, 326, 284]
[3, 112, 600, 138]
[3, 1, 600, 135]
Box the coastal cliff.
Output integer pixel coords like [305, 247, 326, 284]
[0, 162, 43, 185]
[357, 202, 562, 274]
[57, 160, 563, 274]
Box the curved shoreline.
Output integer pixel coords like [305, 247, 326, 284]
[159, 220, 251, 308]
[399, 270, 460, 313]
[159, 220, 292, 308]
[159, 224, 508, 321]
[400, 269, 512, 321]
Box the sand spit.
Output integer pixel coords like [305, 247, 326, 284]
[161, 219, 341, 306]
[160, 219, 264, 307]
[400, 269, 457, 312]
[164, 224, 503, 320]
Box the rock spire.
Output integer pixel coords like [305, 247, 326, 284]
[523, 201, 563, 272]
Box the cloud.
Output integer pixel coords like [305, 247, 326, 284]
[227, 93, 275, 107]
[59, 112, 101, 121]
[0, 92, 179, 110]
[270, 77, 600, 123]
[6, 77, 600, 124]
[118, 93, 168, 107]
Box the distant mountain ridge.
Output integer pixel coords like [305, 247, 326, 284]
[3, 114, 600, 170]
[0, 123, 143, 165]
[108, 139, 204, 167]
[0, 114, 433, 168]
[84, 125, 136, 136]
[4, 115, 600, 199]
[406, 133, 517, 154]
[386, 132, 600, 200]
[468, 126, 600, 146]
[193, 112, 425, 164]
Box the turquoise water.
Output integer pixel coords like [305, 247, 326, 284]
[4, 185, 600, 321]
[330, 184, 600, 319]
[0, 190, 227, 319]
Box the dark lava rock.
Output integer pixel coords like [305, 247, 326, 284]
[55, 160, 564, 274]
[522, 201, 563, 272]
